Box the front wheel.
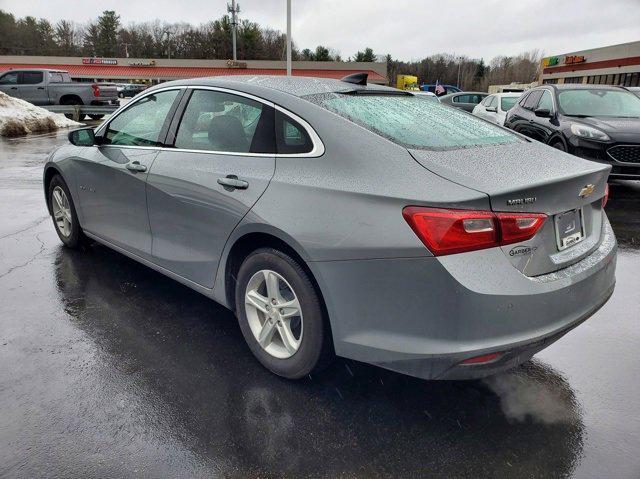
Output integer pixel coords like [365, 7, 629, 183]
[88, 114, 104, 120]
[48, 174, 85, 248]
[551, 140, 566, 151]
[235, 248, 333, 379]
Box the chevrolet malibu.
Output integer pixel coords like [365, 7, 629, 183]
[43, 75, 617, 380]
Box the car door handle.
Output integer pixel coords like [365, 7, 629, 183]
[126, 161, 147, 172]
[37, 86, 45, 90]
[217, 175, 248, 190]
[10, 86, 17, 90]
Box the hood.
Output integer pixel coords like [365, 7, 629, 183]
[409, 140, 610, 214]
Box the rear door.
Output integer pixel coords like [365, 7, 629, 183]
[18, 71, 48, 105]
[75, 88, 183, 258]
[146, 88, 277, 287]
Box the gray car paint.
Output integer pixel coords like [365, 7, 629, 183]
[44, 76, 617, 380]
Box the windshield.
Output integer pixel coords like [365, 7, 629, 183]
[307, 93, 518, 149]
[500, 96, 519, 111]
[558, 89, 640, 117]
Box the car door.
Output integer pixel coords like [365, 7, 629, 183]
[74, 88, 183, 258]
[528, 89, 557, 143]
[18, 71, 48, 105]
[0, 71, 20, 97]
[514, 90, 543, 139]
[484, 95, 500, 123]
[146, 88, 277, 287]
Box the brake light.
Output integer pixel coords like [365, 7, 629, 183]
[403, 206, 547, 256]
[460, 352, 503, 365]
[92, 84, 100, 97]
[602, 183, 609, 208]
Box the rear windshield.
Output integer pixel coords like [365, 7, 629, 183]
[500, 96, 519, 111]
[558, 89, 640, 117]
[306, 93, 518, 150]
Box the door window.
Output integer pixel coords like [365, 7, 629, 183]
[275, 111, 313, 154]
[20, 71, 43, 84]
[0, 72, 19, 84]
[537, 90, 554, 112]
[174, 89, 275, 153]
[105, 89, 179, 146]
[487, 96, 498, 108]
[523, 90, 543, 110]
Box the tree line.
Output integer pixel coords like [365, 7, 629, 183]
[0, 9, 541, 90]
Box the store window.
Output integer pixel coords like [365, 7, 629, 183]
[542, 78, 558, 85]
[563, 77, 583, 84]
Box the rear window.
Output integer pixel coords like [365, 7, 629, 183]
[307, 93, 518, 150]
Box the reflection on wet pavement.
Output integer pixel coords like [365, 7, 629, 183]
[0, 130, 639, 478]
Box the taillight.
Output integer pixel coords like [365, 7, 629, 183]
[92, 84, 100, 97]
[460, 352, 503, 365]
[403, 206, 547, 256]
[602, 183, 609, 208]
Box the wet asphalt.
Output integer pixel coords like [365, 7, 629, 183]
[0, 130, 639, 479]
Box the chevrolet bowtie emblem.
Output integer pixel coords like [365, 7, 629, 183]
[579, 184, 595, 198]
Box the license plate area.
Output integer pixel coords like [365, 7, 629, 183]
[554, 208, 585, 251]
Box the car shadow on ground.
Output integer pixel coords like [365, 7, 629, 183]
[52, 243, 586, 478]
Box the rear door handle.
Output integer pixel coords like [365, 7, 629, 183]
[10, 87, 17, 90]
[37, 86, 45, 90]
[217, 175, 248, 190]
[126, 161, 147, 172]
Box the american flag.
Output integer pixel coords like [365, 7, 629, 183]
[435, 81, 445, 95]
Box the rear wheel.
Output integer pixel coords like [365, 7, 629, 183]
[235, 248, 333, 379]
[88, 114, 104, 120]
[61, 97, 86, 121]
[48, 174, 85, 248]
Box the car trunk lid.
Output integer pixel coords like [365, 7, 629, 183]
[408, 141, 611, 276]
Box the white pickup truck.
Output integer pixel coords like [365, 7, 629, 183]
[0, 69, 119, 120]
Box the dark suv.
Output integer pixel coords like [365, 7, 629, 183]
[504, 84, 640, 179]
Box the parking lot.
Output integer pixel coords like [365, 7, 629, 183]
[1, 130, 639, 478]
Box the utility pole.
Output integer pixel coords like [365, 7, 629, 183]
[457, 56, 463, 89]
[164, 31, 172, 60]
[123, 43, 131, 58]
[228, 0, 240, 61]
[286, 0, 292, 76]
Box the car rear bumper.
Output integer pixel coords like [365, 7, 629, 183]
[312, 217, 617, 380]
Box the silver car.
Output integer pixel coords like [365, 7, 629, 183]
[43, 75, 616, 380]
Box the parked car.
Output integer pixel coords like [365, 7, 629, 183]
[472, 92, 521, 125]
[412, 91, 440, 102]
[421, 84, 461, 96]
[439, 91, 489, 112]
[44, 75, 616, 381]
[0, 69, 119, 120]
[118, 83, 147, 98]
[504, 84, 640, 179]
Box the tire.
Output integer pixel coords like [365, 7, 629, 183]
[235, 248, 333, 379]
[551, 140, 566, 151]
[61, 97, 86, 121]
[88, 114, 104, 120]
[48, 174, 86, 249]
[118, 92, 124, 98]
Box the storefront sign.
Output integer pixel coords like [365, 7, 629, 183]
[82, 58, 118, 65]
[542, 56, 560, 67]
[129, 60, 157, 67]
[564, 55, 586, 65]
[226, 59, 248, 69]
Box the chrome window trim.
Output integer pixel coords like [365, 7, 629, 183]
[96, 84, 325, 158]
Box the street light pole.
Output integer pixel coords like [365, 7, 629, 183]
[457, 56, 462, 89]
[228, 0, 240, 61]
[286, 0, 292, 76]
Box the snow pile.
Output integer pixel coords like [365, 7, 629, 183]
[0, 92, 81, 137]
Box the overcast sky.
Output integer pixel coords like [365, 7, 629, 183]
[1, 0, 639, 61]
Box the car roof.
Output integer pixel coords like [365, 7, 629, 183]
[542, 83, 627, 91]
[150, 75, 396, 98]
[439, 91, 487, 98]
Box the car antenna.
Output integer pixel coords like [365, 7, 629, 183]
[341, 72, 368, 86]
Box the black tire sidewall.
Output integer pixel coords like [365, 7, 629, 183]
[235, 248, 327, 379]
[48, 174, 82, 248]
[552, 140, 566, 151]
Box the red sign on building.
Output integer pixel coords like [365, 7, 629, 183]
[82, 58, 118, 65]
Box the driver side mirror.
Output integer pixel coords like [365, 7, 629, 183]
[486, 106, 497, 113]
[534, 108, 552, 118]
[68, 127, 97, 146]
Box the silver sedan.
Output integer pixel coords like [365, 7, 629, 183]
[43, 75, 616, 380]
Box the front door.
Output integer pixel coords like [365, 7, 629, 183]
[75, 88, 182, 258]
[147, 88, 277, 287]
[19, 71, 49, 105]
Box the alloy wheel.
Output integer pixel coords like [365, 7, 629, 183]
[52, 186, 72, 238]
[244, 269, 303, 359]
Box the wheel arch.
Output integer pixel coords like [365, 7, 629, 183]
[59, 94, 83, 105]
[548, 133, 568, 150]
[43, 164, 64, 215]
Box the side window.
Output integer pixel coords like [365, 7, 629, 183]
[523, 90, 543, 110]
[174, 89, 275, 153]
[0, 72, 19, 84]
[454, 94, 469, 103]
[105, 89, 179, 146]
[49, 72, 65, 83]
[20, 71, 43, 84]
[537, 90, 554, 112]
[275, 111, 313, 154]
[487, 96, 498, 108]
[481, 96, 492, 106]
[518, 92, 530, 106]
